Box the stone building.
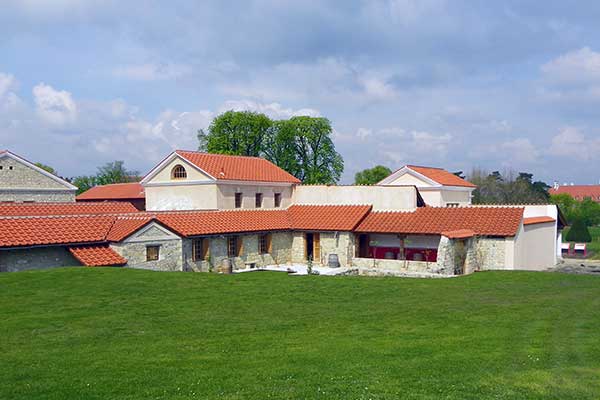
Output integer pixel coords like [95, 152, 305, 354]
[0, 150, 566, 274]
[0, 150, 77, 202]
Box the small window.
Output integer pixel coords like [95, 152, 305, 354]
[228, 236, 241, 257]
[192, 238, 209, 261]
[274, 193, 282, 208]
[255, 193, 263, 208]
[146, 245, 160, 261]
[0, 166, 3, 170]
[259, 234, 271, 254]
[8, 166, 13, 170]
[446, 203, 459, 208]
[235, 192, 243, 208]
[171, 164, 187, 179]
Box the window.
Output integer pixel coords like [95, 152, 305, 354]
[235, 192, 243, 208]
[446, 203, 459, 208]
[259, 234, 271, 254]
[274, 193, 282, 208]
[171, 164, 187, 179]
[8, 166, 13, 170]
[255, 193, 263, 208]
[146, 245, 160, 261]
[192, 238, 209, 261]
[0, 166, 3, 170]
[227, 236, 242, 257]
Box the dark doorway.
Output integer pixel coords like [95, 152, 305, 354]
[305, 233, 314, 261]
[358, 234, 370, 258]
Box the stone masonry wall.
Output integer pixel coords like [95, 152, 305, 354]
[111, 239, 183, 271]
[0, 156, 72, 190]
[465, 237, 506, 272]
[0, 190, 75, 203]
[184, 232, 293, 272]
[0, 246, 81, 272]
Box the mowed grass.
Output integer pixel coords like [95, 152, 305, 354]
[1, 269, 600, 399]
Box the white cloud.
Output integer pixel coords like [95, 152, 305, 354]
[112, 62, 192, 81]
[32, 83, 77, 126]
[547, 127, 600, 160]
[501, 138, 539, 164]
[359, 76, 398, 101]
[542, 47, 600, 85]
[0, 72, 17, 99]
[218, 100, 320, 119]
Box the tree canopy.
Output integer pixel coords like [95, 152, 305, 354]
[72, 161, 139, 194]
[354, 165, 392, 185]
[469, 169, 550, 204]
[550, 193, 600, 226]
[34, 162, 56, 175]
[198, 111, 344, 184]
[198, 111, 272, 157]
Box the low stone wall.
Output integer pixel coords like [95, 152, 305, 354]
[351, 257, 447, 275]
[0, 246, 80, 272]
[465, 237, 506, 272]
[290, 231, 355, 267]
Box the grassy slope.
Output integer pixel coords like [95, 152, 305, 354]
[1, 268, 600, 400]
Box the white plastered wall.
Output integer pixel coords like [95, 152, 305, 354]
[292, 185, 418, 211]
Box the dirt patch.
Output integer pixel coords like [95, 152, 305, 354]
[551, 259, 600, 275]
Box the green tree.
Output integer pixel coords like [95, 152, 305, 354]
[550, 193, 577, 222]
[354, 165, 392, 185]
[34, 162, 56, 175]
[565, 218, 592, 242]
[469, 169, 550, 204]
[72, 161, 139, 194]
[268, 116, 343, 184]
[198, 111, 272, 156]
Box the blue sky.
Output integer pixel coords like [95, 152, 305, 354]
[2, 0, 600, 184]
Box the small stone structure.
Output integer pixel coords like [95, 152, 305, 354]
[0, 247, 79, 272]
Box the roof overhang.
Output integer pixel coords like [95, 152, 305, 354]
[377, 166, 442, 187]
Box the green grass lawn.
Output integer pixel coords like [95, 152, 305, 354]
[563, 226, 600, 259]
[1, 269, 600, 399]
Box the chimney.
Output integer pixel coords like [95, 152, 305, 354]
[553, 181, 559, 190]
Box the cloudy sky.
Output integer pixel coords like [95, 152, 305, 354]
[2, 1, 600, 184]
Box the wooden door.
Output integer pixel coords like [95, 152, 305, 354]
[313, 233, 321, 263]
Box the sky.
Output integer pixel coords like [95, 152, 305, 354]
[2, 0, 600, 184]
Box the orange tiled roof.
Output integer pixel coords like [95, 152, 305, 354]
[106, 215, 155, 241]
[523, 216, 556, 225]
[68, 245, 127, 266]
[549, 185, 600, 201]
[175, 150, 301, 183]
[288, 204, 372, 231]
[356, 206, 524, 236]
[408, 165, 476, 188]
[155, 209, 290, 236]
[76, 183, 145, 200]
[0, 215, 116, 247]
[442, 229, 475, 239]
[0, 201, 138, 217]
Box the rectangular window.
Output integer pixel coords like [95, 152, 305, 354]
[259, 234, 271, 254]
[235, 192, 243, 208]
[274, 193, 282, 208]
[446, 203, 459, 208]
[228, 236, 242, 257]
[146, 245, 160, 261]
[255, 193, 263, 208]
[192, 238, 209, 261]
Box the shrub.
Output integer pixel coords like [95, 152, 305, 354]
[565, 218, 592, 243]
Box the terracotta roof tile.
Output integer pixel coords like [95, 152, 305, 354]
[0, 215, 115, 247]
[442, 229, 475, 239]
[68, 245, 127, 266]
[106, 215, 155, 241]
[549, 185, 600, 201]
[175, 150, 301, 183]
[523, 216, 556, 225]
[356, 207, 524, 237]
[0, 202, 138, 217]
[288, 204, 372, 231]
[76, 183, 145, 200]
[155, 209, 290, 236]
[408, 165, 476, 188]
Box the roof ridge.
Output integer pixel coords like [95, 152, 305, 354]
[175, 149, 265, 161]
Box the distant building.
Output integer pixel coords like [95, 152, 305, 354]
[0, 150, 76, 203]
[376, 165, 476, 207]
[549, 184, 600, 202]
[77, 182, 146, 210]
